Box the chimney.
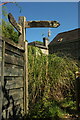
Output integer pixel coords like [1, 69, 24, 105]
[43, 37, 49, 48]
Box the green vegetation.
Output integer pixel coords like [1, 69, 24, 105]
[1, 8, 78, 118]
[1, 6, 19, 43]
[27, 46, 78, 119]
[2, 19, 18, 43]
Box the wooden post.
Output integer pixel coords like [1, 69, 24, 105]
[8, 13, 22, 34]
[18, 16, 26, 47]
[24, 41, 28, 113]
[18, 16, 28, 114]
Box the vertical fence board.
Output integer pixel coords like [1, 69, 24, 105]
[1, 38, 25, 120]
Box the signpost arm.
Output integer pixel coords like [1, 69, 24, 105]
[8, 13, 22, 34]
[25, 20, 60, 28]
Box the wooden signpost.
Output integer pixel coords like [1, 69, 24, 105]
[8, 13, 60, 47]
[8, 13, 60, 29]
[25, 20, 60, 28]
[8, 13, 60, 114]
[8, 13, 22, 34]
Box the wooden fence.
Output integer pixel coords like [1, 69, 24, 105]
[0, 36, 28, 120]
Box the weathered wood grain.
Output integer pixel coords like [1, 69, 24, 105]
[5, 53, 24, 67]
[9, 88, 23, 101]
[0, 36, 24, 51]
[25, 20, 60, 28]
[14, 99, 23, 110]
[4, 76, 23, 80]
[2, 110, 6, 119]
[5, 43, 24, 56]
[24, 41, 28, 113]
[3, 95, 23, 109]
[18, 16, 26, 47]
[3, 97, 8, 107]
[1, 37, 25, 117]
[5, 78, 23, 90]
[4, 76, 23, 83]
[15, 98, 23, 105]
[5, 50, 23, 59]
[0, 47, 2, 56]
[3, 97, 23, 110]
[4, 64, 23, 76]
[0, 62, 1, 76]
[0, 39, 2, 47]
[18, 16, 28, 114]
[8, 13, 22, 34]
[2, 105, 13, 119]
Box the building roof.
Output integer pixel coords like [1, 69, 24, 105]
[49, 28, 80, 46]
[28, 41, 48, 49]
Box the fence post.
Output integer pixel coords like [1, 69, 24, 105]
[24, 40, 28, 113]
[75, 72, 80, 116]
[18, 16, 28, 114]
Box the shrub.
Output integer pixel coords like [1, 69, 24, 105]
[28, 46, 78, 119]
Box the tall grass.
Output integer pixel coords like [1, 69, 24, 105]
[28, 46, 78, 119]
